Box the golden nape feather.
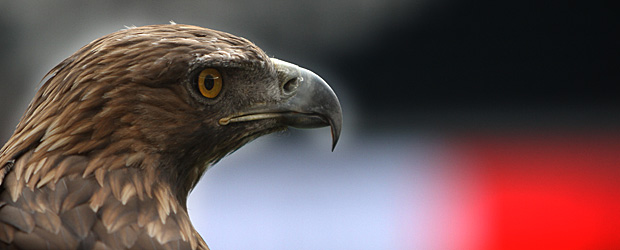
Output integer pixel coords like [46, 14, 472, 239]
[0, 24, 342, 249]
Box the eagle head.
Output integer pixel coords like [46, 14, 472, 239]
[0, 24, 341, 249]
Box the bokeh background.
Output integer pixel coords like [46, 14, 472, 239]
[1, 1, 619, 249]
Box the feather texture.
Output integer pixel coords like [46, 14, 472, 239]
[0, 23, 276, 250]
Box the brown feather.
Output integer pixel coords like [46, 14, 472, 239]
[154, 217, 184, 244]
[100, 198, 138, 234]
[131, 173, 146, 201]
[136, 199, 159, 228]
[0, 205, 35, 233]
[92, 221, 124, 249]
[4, 171, 25, 203]
[48, 178, 69, 214]
[33, 188, 52, 213]
[12, 230, 52, 250]
[120, 183, 137, 205]
[60, 203, 97, 239]
[33, 209, 62, 234]
[12, 151, 32, 183]
[132, 232, 170, 250]
[116, 226, 140, 249]
[13, 186, 36, 214]
[88, 185, 110, 212]
[60, 179, 97, 213]
[51, 155, 88, 185]
[0, 223, 16, 244]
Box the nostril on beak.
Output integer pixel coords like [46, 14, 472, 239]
[282, 77, 300, 95]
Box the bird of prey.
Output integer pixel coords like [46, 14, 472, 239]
[0, 24, 342, 250]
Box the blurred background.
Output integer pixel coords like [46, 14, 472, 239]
[1, 1, 619, 249]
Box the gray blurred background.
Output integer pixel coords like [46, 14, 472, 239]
[1, 1, 618, 249]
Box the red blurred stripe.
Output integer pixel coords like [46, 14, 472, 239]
[460, 134, 620, 250]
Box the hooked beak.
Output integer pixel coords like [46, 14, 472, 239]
[219, 58, 343, 150]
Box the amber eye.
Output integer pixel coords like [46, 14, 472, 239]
[197, 68, 222, 98]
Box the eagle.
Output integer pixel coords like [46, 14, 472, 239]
[0, 24, 342, 250]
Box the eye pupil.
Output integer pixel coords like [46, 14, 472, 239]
[204, 75, 215, 90]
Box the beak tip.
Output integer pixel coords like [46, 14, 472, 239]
[330, 120, 341, 152]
